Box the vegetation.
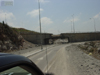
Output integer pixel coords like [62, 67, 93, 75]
[0, 21, 37, 51]
[12, 28, 39, 34]
[0, 22, 17, 40]
[0, 21, 23, 48]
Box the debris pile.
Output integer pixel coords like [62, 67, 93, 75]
[78, 41, 100, 60]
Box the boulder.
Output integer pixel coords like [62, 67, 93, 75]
[4, 40, 9, 44]
[79, 44, 88, 50]
[1, 45, 7, 50]
[84, 42, 91, 46]
[6, 43, 13, 50]
[90, 42, 95, 47]
[0, 41, 3, 45]
[0, 45, 1, 50]
[13, 45, 18, 50]
[94, 43, 100, 48]
[87, 46, 94, 52]
[97, 47, 100, 54]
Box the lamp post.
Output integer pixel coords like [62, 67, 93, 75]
[38, 0, 43, 50]
[90, 18, 96, 32]
[5, 14, 6, 23]
[72, 14, 75, 33]
[90, 18, 96, 40]
[71, 21, 73, 32]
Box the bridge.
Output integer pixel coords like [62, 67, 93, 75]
[20, 32, 52, 44]
[21, 32, 100, 44]
[61, 32, 100, 42]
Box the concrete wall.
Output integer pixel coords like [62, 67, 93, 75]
[61, 32, 100, 42]
[21, 32, 100, 44]
[21, 32, 52, 44]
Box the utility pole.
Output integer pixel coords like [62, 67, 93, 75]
[93, 18, 96, 32]
[71, 21, 73, 32]
[38, 0, 43, 50]
[90, 18, 96, 40]
[72, 14, 75, 33]
[5, 14, 6, 23]
[90, 18, 96, 32]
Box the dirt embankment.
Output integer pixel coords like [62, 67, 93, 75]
[49, 43, 100, 75]
[0, 21, 35, 52]
[78, 41, 100, 60]
[65, 44, 100, 75]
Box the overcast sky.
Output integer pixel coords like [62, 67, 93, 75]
[0, 0, 100, 34]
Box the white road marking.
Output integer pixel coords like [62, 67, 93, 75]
[43, 59, 56, 73]
[37, 50, 52, 61]
[37, 57, 44, 60]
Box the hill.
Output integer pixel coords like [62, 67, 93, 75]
[12, 28, 39, 34]
[0, 21, 35, 52]
[0, 21, 24, 51]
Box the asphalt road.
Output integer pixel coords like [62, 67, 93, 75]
[28, 44, 66, 72]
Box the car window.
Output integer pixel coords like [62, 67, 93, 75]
[0, 66, 33, 75]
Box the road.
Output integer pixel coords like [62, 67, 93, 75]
[4, 42, 100, 75]
[28, 44, 67, 72]
[29, 43, 100, 75]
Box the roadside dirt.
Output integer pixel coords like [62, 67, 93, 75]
[78, 41, 100, 60]
[48, 45, 69, 75]
[48, 44, 100, 75]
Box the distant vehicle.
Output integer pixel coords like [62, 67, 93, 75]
[0, 53, 53, 75]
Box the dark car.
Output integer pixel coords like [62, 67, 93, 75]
[0, 53, 53, 75]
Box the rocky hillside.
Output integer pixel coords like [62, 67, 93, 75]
[0, 21, 24, 52]
[12, 28, 39, 34]
[78, 41, 100, 60]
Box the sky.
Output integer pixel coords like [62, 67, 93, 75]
[0, 0, 100, 34]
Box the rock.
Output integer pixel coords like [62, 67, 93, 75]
[90, 41, 95, 47]
[9, 47, 13, 50]
[0, 41, 3, 45]
[91, 63, 95, 65]
[84, 42, 90, 46]
[97, 47, 100, 54]
[2, 45, 7, 50]
[13, 45, 18, 50]
[86, 65, 89, 67]
[94, 43, 100, 48]
[79, 44, 88, 50]
[6, 43, 13, 50]
[18, 35, 23, 40]
[0, 45, 1, 50]
[87, 46, 94, 52]
[4, 41, 9, 44]
[19, 46, 23, 50]
[97, 47, 100, 51]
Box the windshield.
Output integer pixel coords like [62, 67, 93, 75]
[0, 0, 100, 75]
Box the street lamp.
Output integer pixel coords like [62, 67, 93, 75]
[90, 18, 96, 32]
[90, 18, 97, 40]
[71, 21, 73, 32]
[5, 14, 6, 23]
[72, 14, 75, 33]
[38, 0, 43, 50]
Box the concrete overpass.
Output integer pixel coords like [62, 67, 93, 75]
[61, 32, 100, 42]
[21, 32, 100, 44]
[20, 32, 52, 44]
[44, 35, 67, 44]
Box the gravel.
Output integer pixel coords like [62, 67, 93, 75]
[65, 44, 100, 75]
[48, 43, 100, 75]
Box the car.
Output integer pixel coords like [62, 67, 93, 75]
[0, 53, 53, 75]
